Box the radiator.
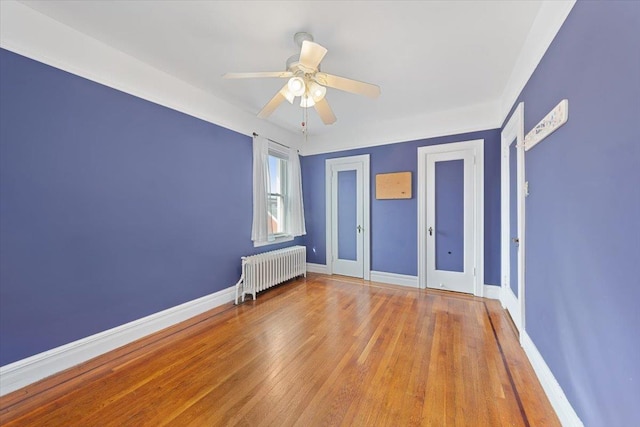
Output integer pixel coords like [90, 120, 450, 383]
[234, 245, 306, 304]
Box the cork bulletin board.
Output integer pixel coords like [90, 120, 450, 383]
[375, 172, 412, 199]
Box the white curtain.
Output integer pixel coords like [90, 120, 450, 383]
[286, 146, 306, 237]
[251, 135, 272, 243]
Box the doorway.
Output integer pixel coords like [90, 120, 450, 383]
[501, 102, 525, 333]
[418, 140, 484, 295]
[326, 155, 370, 279]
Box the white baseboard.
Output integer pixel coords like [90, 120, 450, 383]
[483, 284, 501, 300]
[305, 267, 419, 289]
[501, 286, 522, 332]
[307, 267, 503, 299]
[521, 331, 584, 427]
[370, 271, 418, 288]
[306, 263, 328, 274]
[0, 285, 236, 396]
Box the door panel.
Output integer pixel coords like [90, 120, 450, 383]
[426, 150, 475, 294]
[500, 102, 524, 334]
[509, 142, 519, 297]
[331, 162, 364, 278]
[435, 159, 465, 273]
[337, 170, 357, 261]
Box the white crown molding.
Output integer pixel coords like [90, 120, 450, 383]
[0, 0, 300, 149]
[521, 331, 584, 427]
[370, 271, 419, 288]
[499, 0, 576, 124]
[0, 285, 236, 396]
[0, 0, 575, 156]
[303, 101, 501, 156]
[304, 0, 575, 158]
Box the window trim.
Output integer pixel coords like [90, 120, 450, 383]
[253, 143, 293, 248]
[253, 234, 294, 248]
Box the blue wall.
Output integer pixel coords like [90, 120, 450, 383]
[504, 2, 640, 425]
[0, 49, 298, 366]
[301, 128, 502, 285]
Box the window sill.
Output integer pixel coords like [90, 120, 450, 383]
[253, 234, 294, 248]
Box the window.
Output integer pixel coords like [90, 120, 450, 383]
[251, 134, 305, 247]
[268, 151, 288, 237]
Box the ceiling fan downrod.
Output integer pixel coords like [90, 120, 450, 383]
[293, 32, 314, 47]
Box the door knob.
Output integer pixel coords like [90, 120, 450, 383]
[357, 225, 362, 233]
[428, 226, 433, 236]
[512, 237, 519, 243]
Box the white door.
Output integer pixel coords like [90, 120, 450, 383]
[418, 140, 484, 295]
[326, 155, 370, 279]
[501, 103, 525, 333]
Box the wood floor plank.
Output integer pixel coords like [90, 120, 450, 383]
[0, 274, 560, 426]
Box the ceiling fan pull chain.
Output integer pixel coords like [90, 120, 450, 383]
[301, 101, 310, 144]
[301, 103, 308, 144]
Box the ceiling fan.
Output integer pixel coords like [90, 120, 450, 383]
[223, 32, 381, 125]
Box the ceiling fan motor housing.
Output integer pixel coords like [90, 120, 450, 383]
[294, 32, 314, 47]
[286, 54, 300, 71]
[287, 55, 320, 75]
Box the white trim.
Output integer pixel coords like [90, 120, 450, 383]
[303, 101, 500, 156]
[516, 114, 527, 335]
[306, 263, 329, 274]
[325, 155, 371, 280]
[502, 287, 520, 331]
[0, 285, 235, 396]
[499, 1, 576, 123]
[370, 271, 418, 288]
[302, 2, 575, 156]
[0, 1, 574, 157]
[483, 285, 501, 300]
[325, 163, 333, 275]
[521, 331, 584, 427]
[253, 235, 294, 248]
[417, 140, 484, 296]
[0, 1, 299, 149]
[500, 103, 526, 334]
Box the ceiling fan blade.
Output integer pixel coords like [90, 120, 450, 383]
[315, 72, 381, 98]
[257, 88, 287, 119]
[314, 98, 337, 125]
[299, 41, 328, 70]
[223, 71, 292, 79]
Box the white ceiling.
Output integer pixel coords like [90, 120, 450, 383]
[16, 0, 549, 142]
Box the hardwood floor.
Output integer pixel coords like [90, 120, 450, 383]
[0, 274, 559, 426]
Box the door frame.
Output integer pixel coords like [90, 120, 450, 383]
[325, 155, 370, 279]
[417, 140, 484, 296]
[501, 102, 526, 334]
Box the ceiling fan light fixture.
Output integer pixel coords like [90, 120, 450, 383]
[287, 76, 306, 97]
[300, 94, 316, 108]
[279, 86, 295, 104]
[309, 81, 327, 102]
[223, 32, 380, 125]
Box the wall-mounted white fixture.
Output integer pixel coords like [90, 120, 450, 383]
[524, 99, 568, 151]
